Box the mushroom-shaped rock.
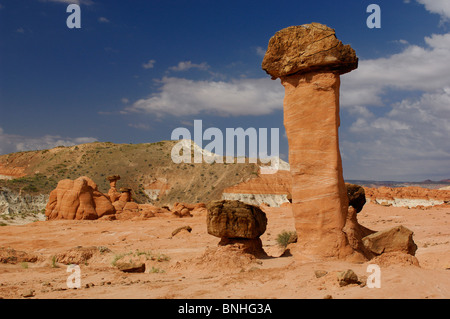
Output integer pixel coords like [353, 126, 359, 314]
[118, 187, 133, 202]
[262, 23, 366, 260]
[106, 175, 121, 202]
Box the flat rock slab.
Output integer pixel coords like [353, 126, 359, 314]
[362, 225, 418, 256]
[116, 262, 146, 273]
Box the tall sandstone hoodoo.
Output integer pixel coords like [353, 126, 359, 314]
[262, 23, 364, 260]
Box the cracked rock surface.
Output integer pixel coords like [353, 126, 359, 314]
[262, 23, 358, 79]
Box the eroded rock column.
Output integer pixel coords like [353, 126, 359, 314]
[107, 175, 121, 202]
[262, 23, 361, 259]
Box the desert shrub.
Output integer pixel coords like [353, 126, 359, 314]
[276, 230, 297, 247]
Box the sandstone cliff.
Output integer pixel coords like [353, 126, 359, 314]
[222, 166, 291, 207]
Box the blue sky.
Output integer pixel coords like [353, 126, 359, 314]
[1, 0, 450, 181]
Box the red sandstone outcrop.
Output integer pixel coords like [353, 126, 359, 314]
[364, 186, 450, 208]
[144, 179, 171, 201]
[365, 186, 450, 201]
[171, 202, 207, 217]
[223, 170, 291, 196]
[222, 170, 292, 207]
[262, 23, 363, 260]
[0, 164, 26, 179]
[45, 176, 115, 220]
[113, 203, 171, 221]
[112, 187, 134, 214]
[45, 174, 194, 221]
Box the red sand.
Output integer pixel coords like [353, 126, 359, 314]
[0, 202, 449, 299]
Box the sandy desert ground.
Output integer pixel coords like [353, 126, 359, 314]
[0, 202, 449, 300]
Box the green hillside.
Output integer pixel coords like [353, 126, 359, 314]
[0, 140, 260, 205]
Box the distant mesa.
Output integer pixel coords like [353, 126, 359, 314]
[365, 186, 450, 208]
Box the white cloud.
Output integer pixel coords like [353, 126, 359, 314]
[342, 88, 450, 180]
[124, 77, 283, 117]
[341, 32, 450, 107]
[142, 59, 156, 69]
[98, 17, 110, 23]
[339, 14, 450, 181]
[416, 0, 450, 20]
[0, 128, 97, 155]
[256, 46, 266, 57]
[168, 61, 210, 72]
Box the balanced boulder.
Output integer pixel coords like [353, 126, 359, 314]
[206, 200, 267, 239]
[346, 183, 366, 213]
[206, 200, 268, 257]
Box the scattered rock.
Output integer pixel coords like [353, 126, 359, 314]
[171, 202, 207, 218]
[315, 270, 328, 278]
[323, 294, 333, 299]
[172, 225, 192, 237]
[265, 245, 289, 258]
[362, 225, 418, 256]
[116, 262, 146, 273]
[21, 289, 35, 298]
[337, 269, 359, 287]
